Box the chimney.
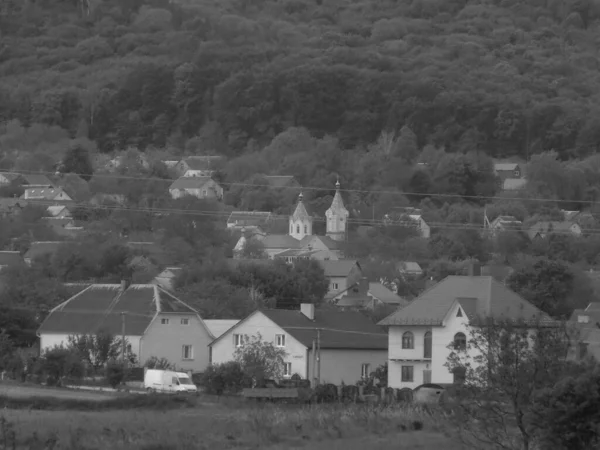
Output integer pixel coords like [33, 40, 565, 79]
[301, 303, 315, 321]
[468, 262, 481, 277]
[120, 279, 129, 292]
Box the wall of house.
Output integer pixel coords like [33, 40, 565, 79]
[40, 333, 142, 357]
[140, 313, 213, 373]
[210, 312, 308, 378]
[387, 302, 472, 389]
[308, 349, 387, 385]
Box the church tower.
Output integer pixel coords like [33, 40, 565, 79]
[289, 192, 313, 240]
[326, 179, 349, 241]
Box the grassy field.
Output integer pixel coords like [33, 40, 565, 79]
[1, 396, 465, 450]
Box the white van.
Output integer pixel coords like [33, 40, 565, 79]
[144, 369, 198, 394]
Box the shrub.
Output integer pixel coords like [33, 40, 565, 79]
[37, 346, 85, 386]
[202, 361, 250, 395]
[144, 356, 175, 370]
[105, 360, 126, 389]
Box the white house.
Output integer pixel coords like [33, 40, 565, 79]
[210, 304, 388, 385]
[37, 283, 215, 373]
[378, 264, 552, 389]
[23, 187, 72, 202]
[168, 177, 223, 200]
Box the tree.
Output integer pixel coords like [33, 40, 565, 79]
[446, 318, 576, 450]
[532, 364, 600, 450]
[506, 259, 575, 318]
[234, 333, 287, 385]
[61, 143, 94, 181]
[67, 329, 124, 371]
[106, 360, 126, 389]
[239, 236, 268, 259]
[38, 345, 86, 386]
[144, 356, 175, 370]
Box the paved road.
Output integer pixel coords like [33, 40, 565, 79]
[0, 384, 114, 401]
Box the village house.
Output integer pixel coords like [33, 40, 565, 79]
[42, 217, 84, 238]
[46, 205, 72, 219]
[175, 156, 224, 177]
[210, 304, 388, 385]
[153, 267, 183, 291]
[23, 187, 72, 202]
[527, 221, 582, 240]
[234, 182, 349, 261]
[378, 263, 552, 389]
[227, 211, 272, 233]
[384, 208, 431, 239]
[24, 241, 71, 265]
[335, 278, 407, 310]
[169, 176, 223, 201]
[20, 174, 54, 188]
[396, 262, 423, 277]
[569, 303, 600, 361]
[0, 251, 25, 271]
[37, 282, 215, 373]
[494, 163, 522, 181]
[485, 215, 523, 237]
[204, 320, 239, 339]
[319, 260, 363, 299]
[0, 198, 27, 217]
[502, 178, 528, 191]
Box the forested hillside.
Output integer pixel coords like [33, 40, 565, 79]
[1, 0, 600, 159]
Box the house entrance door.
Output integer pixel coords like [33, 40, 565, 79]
[423, 370, 432, 384]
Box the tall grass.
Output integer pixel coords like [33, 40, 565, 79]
[3, 402, 458, 450]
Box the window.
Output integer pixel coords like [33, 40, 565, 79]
[402, 331, 414, 349]
[234, 334, 244, 347]
[332, 282, 339, 290]
[304, 225, 307, 233]
[276, 334, 286, 347]
[361, 363, 370, 379]
[161, 318, 169, 325]
[182, 345, 193, 360]
[424, 331, 432, 358]
[456, 308, 463, 318]
[203, 190, 207, 197]
[454, 332, 467, 351]
[296, 225, 300, 234]
[578, 315, 590, 324]
[283, 362, 292, 377]
[181, 318, 189, 325]
[401, 366, 414, 382]
[514, 170, 520, 177]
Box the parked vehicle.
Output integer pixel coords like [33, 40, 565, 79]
[144, 369, 198, 394]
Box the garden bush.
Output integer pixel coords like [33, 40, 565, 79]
[201, 361, 250, 395]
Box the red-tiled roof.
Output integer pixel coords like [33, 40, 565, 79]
[38, 284, 197, 336]
[379, 275, 552, 326]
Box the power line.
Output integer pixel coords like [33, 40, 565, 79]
[5, 168, 598, 205]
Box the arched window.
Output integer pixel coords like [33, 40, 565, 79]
[296, 225, 300, 234]
[401, 331, 414, 349]
[454, 332, 467, 351]
[304, 225, 307, 233]
[424, 331, 432, 358]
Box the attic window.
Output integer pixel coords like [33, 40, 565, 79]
[578, 315, 590, 324]
[456, 308, 463, 318]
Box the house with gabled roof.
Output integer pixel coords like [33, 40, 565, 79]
[0, 251, 25, 271]
[175, 156, 224, 177]
[152, 267, 183, 291]
[37, 283, 215, 372]
[24, 241, 72, 265]
[335, 278, 407, 310]
[46, 205, 72, 219]
[169, 176, 223, 201]
[20, 174, 54, 188]
[527, 221, 582, 240]
[494, 163, 522, 180]
[318, 260, 363, 299]
[568, 303, 600, 362]
[23, 187, 72, 202]
[227, 211, 272, 233]
[210, 303, 387, 385]
[378, 263, 554, 389]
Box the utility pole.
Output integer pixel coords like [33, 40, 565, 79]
[316, 328, 321, 385]
[121, 312, 126, 363]
[312, 338, 316, 387]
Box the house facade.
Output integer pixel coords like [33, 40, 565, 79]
[47, 205, 72, 219]
[37, 283, 214, 372]
[210, 304, 388, 385]
[379, 264, 551, 389]
[527, 221, 582, 240]
[494, 163, 521, 181]
[318, 260, 363, 298]
[169, 177, 223, 200]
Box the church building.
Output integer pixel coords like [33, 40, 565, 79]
[234, 180, 349, 261]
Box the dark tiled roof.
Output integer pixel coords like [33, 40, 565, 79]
[260, 309, 387, 350]
[305, 235, 342, 250]
[21, 174, 53, 186]
[227, 211, 272, 227]
[379, 276, 552, 326]
[274, 249, 319, 258]
[0, 251, 24, 267]
[24, 241, 71, 261]
[260, 234, 301, 249]
[38, 284, 197, 336]
[317, 260, 359, 277]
